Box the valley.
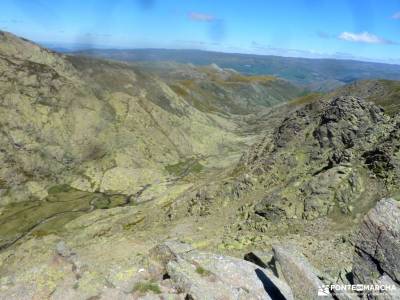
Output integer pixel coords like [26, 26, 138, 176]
[0, 31, 400, 299]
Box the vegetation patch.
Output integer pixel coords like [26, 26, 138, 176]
[169, 84, 189, 97]
[371, 80, 400, 116]
[92, 196, 110, 209]
[165, 158, 204, 177]
[227, 74, 276, 83]
[179, 79, 196, 88]
[47, 184, 73, 194]
[31, 229, 53, 238]
[195, 266, 212, 277]
[122, 215, 145, 230]
[289, 92, 323, 106]
[133, 281, 161, 294]
[393, 193, 400, 202]
[0, 177, 7, 189]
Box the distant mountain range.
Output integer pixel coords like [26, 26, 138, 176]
[69, 48, 400, 92]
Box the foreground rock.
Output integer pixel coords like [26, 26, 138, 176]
[273, 243, 332, 300]
[352, 198, 400, 298]
[151, 241, 294, 300]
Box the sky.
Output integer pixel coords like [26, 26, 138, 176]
[1, 0, 400, 63]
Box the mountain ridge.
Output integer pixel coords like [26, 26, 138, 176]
[71, 48, 400, 91]
[68, 47, 400, 67]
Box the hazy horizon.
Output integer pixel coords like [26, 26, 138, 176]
[2, 0, 400, 64]
[34, 40, 400, 66]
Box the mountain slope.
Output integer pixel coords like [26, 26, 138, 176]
[70, 58, 304, 116]
[239, 96, 398, 219]
[133, 61, 303, 114]
[333, 79, 400, 115]
[0, 31, 260, 205]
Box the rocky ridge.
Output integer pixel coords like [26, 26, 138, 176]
[161, 94, 400, 253]
[237, 95, 399, 221]
[1, 198, 398, 299]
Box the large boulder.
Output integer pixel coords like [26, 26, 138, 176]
[273, 243, 332, 300]
[353, 198, 400, 287]
[149, 240, 194, 272]
[151, 241, 294, 300]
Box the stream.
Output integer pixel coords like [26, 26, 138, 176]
[0, 187, 137, 251]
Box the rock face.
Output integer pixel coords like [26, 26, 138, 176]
[353, 198, 400, 287]
[0, 238, 349, 300]
[313, 97, 384, 150]
[239, 96, 399, 221]
[151, 241, 294, 300]
[273, 243, 330, 300]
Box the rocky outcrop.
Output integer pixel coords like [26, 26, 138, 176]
[149, 240, 194, 272]
[352, 198, 400, 298]
[150, 241, 294, 300]
[149, 240, 364, 300]
[313, 97, 385, 150]
[240, 96, 399, 222]
[0, 237, 355, 300]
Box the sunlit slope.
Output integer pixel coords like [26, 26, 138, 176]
[333, 79, 400, 115]
[131, 62, 304, 114]
[0, 31, 243, 204]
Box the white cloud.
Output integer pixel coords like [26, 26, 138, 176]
[249, 41, 399, 63]
[392, 12, 400, 19]
[188, 12, 216, 22]
[338, 31, 393, 44]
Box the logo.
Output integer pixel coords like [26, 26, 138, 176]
[317, 284, 398, 297]
[317, 285, 331, 297]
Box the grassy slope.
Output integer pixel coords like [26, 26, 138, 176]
[131, 61, 304, 115]
[333, 79, 400, 115]
[287, 79, 400, 116]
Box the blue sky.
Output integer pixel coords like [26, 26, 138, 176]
[1, 0, 400, 63]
